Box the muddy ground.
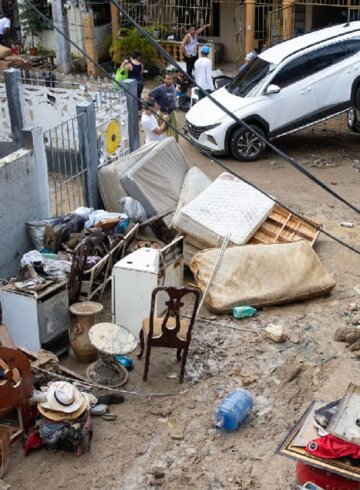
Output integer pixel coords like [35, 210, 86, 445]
[6, 113, 360, 490]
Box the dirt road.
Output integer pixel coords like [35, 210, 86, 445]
[6, 113, 360, 490]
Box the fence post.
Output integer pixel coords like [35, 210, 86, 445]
[4, 68, 27, 149]
[22, 126, 52, 217]
[120, 79, 140, 152]
[76, 101, 100, 210]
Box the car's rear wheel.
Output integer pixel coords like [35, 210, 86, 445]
[347, 108, 360, 133]
[354, 85, 360, 110]
[230, 125, 266, 162]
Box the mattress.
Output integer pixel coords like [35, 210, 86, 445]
[120, 137, 190, 220]
[175, 172, 275, 246]
[98, 142, 157, 211]
[171, 167, 212, 229]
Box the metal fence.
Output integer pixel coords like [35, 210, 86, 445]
[44, 113, 87, 216]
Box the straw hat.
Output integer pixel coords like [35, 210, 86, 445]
[37, 381, 88, 421]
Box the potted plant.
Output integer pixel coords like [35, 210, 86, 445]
[109, 26, 166, 75]
[19, 0, 50, 54]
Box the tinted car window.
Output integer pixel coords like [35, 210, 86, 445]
[228, 58, 273, 97]
[342, 37, 360, 56]
[271, 54, 310, 88]
[308, 43, 347, 75]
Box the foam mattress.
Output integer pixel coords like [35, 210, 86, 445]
[175, 172, 275, 246]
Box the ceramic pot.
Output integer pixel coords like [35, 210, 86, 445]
[69, 301, 103, 363]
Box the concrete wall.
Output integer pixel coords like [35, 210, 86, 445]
[0, 128, 51, 279]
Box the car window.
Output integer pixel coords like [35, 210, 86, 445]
[271, 54, 310, 89]
[308, 43, 347, 76]
[342, 37, 360, 56]
[227, 58, 273, 97]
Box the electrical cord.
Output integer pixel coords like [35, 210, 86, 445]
[22, 0, 360, 256]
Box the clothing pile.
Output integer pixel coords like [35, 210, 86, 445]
[25, 382, 92, 457]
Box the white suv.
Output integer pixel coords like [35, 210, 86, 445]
[186, 21, 360, 161]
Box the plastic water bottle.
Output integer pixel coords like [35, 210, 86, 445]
[215, 389, 253, 431]
[233, 305, 256, 319]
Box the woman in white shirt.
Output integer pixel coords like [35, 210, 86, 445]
[141, 98, 168, 145]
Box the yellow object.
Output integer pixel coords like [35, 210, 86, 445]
[105, 119, 121, 154]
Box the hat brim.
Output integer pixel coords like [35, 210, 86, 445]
[37, 397, 88, 421]
[40, 384, 84, 413]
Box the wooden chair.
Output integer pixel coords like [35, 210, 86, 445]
[138, 287, 200, 383]
[0, 347, 34, 476]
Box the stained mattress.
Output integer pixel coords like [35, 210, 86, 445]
[174, 172, 275, 246]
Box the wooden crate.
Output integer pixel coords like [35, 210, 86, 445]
[249, 204, 320, 246]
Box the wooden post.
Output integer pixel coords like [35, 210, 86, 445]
[282, 0, 295, 40]
[82, 10, 99, 76]
[244, 0, 256, 56]
[111, 2, 119, 41]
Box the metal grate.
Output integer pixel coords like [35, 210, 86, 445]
[44, 113, 87, 216]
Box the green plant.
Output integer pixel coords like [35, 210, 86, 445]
[19, 0, 51, 46]
[109, 26, 166, 69]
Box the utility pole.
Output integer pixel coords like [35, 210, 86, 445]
[52, 0, 72, 74]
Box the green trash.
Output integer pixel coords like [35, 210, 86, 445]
[232, 306, 256, 319]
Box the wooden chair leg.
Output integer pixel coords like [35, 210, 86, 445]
[176, 348, 182, 361]
[179, 346, 189, 384]
[143, 344, 151, 382]
[0, 425, 11, 478]
[137, 330, 145, 359]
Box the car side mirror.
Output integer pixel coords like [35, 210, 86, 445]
[265, 84, 281, 95]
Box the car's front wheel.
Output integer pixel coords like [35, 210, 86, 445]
[347, 108, 360, 133]
[230, 125, 266, 162]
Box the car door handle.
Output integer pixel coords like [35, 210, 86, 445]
[300, 87, 312, 94]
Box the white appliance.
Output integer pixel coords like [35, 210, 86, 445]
[112, 237, 184, 339]
[1, 282, 70, 354]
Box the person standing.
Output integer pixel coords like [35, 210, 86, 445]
[141, 98, 168, 145]
[194, 45, 213, 100]
[181, 23, 211, 77]
[0, 12, 10, 47]
[119, 50, 144, 112]
[149, 73, 178, 141]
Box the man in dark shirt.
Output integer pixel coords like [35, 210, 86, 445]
[149, 74, 178, 141]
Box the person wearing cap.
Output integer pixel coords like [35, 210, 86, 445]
[0, 12, 10, 47]
[194, 45, 213, 100]
[181, 23, 211, 77]
[141, 98, 168, 145]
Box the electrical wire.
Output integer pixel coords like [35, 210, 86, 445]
[109, 0, 360, 216]
[21, 0, 360, 256]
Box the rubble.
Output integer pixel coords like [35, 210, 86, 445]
[264, 324, 287, 343]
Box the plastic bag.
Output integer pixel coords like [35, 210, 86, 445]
[21, 250, 44, 267]
[118, 197, 147, 223]
[113, 67, 128, 90]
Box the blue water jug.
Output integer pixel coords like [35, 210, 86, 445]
[215, 389, 253, 430]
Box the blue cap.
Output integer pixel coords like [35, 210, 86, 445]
[201, 45, 210, 55]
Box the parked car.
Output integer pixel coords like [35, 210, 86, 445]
[186, 21, 360, 161]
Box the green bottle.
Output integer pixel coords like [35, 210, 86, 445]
[232, 305, 256, 319]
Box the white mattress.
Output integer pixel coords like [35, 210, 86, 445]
[120, 137, 190, 220]
[98, 142, 157, 211]
[175, 172, 275, 246]
[171, 167, 212, 229]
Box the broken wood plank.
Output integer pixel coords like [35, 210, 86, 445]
[0, 325, 16, 349]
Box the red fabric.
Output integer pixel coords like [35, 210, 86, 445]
[24, 431, 42, 456]
[305, 434, 360, 459]
[297, 462, 360, 490]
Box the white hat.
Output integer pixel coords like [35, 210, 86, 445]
[39, 381, 84, 414]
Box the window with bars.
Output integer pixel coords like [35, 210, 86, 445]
[119, 0, 220, 38]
